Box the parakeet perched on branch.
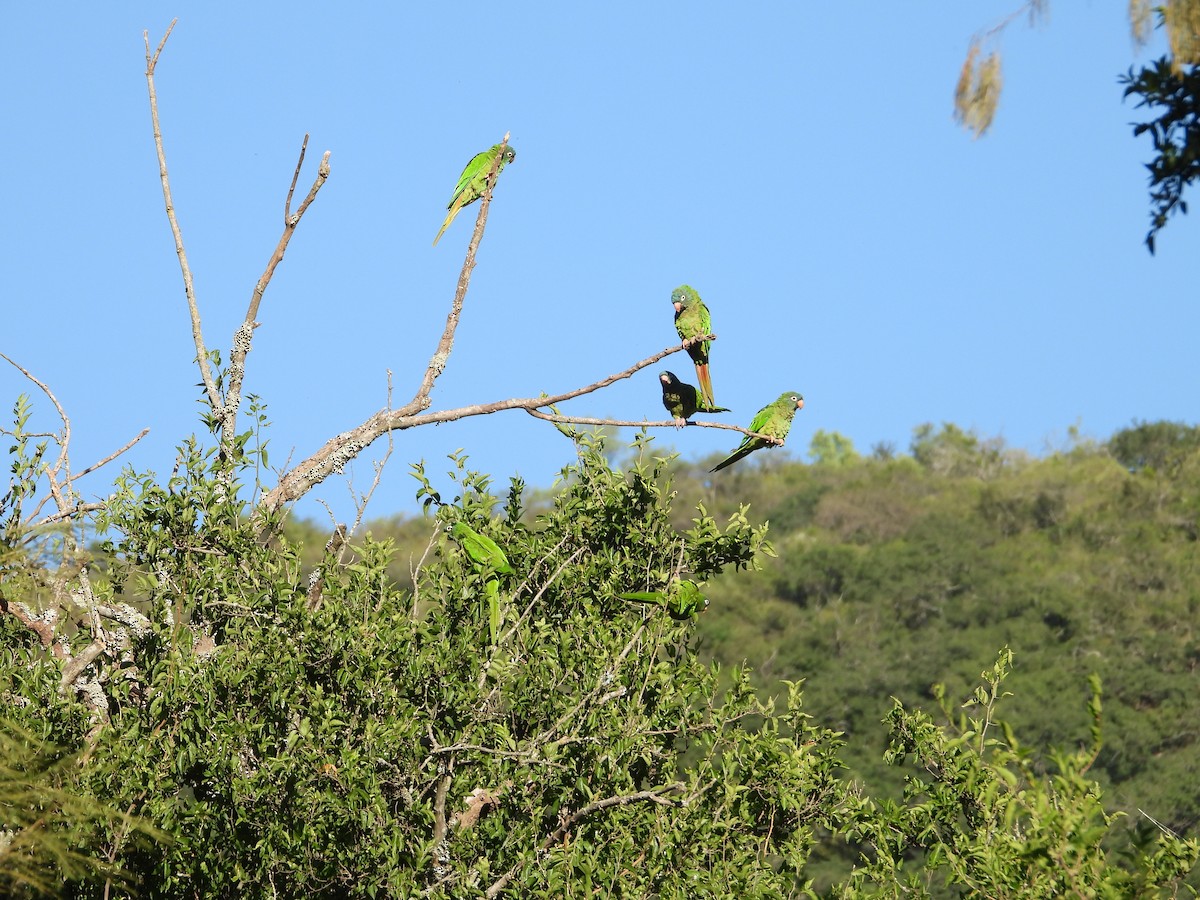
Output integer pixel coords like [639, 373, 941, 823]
[710, 391, 804, 473]
[433, 143, 517, 246]
[659, 371, 728, 428]
[447, 521, 514, 644]
[618, 580, 709, 620]
[671, 285, 715, 406]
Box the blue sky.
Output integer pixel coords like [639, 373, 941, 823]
[3, 4, 1196, 522]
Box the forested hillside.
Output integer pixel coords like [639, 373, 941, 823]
[690, 420, 1200, 836]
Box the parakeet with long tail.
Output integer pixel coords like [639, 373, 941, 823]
[447, 521, 514, 644]
[710, 391, 804, 473]
[618, 580, 709, 620]
[433, 143, 517, 246]
[671, 285, 715, 406]
[659, 370, 728, 428]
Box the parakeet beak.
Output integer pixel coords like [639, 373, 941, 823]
[796, 398, 805, 410]
[672, 302, 682, 312]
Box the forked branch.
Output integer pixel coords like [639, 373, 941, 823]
[143, 21, 332, 460]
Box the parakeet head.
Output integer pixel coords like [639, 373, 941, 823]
[500, 146, 516, 165]
[786, 393, 805, 411]
[671, 285, 698, 312]
[659, 371, 682, 388]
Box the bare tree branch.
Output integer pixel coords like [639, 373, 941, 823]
[72, 428, 151, 483]
[0, 600, 61, 653]
[143, 20, 219, 412]
[259, 335, 715, 512]
[1, 355, 149, 527]
[1, 352, 74, 515]
[143, 23, 332, 461]
[284, 134, 308, 221]
[221, 139, 332, 455]
[305, 524, 347, 611]
[524, 409, 786, 446]
[60, 638, 106, 693]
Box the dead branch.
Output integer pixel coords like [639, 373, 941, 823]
[143, 20, 218, 412]
[143, 23, 332, 461]
[1, 353, 74, 515]
[221, 139, 332, 454]
[259, 335, 715, 513]
[2, 354, 149, 528]
[72, 428, 151, 482]
[306, 524, 347, 611]
[60, 638, 106, 692]
[524, 409, 786, 446]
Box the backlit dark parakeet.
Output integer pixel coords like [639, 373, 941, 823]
[618, 580, 709, 620]
[710, 391, 804, 473]
[671, 285, 715, 407]
[433, 143, 517, 246]
[447, 521, 514, 644]
[659, 370, 728, 428]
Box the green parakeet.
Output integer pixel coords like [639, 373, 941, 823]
[710, 391, 804, 473]
[433, 143, 517, 246]
[659, 370, 728, 428]
[671, 285, 715, 407]
[618, 580, 709, 620]
[447, 521, 515, 644]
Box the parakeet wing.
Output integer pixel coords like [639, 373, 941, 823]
[450, 522, 514, 574]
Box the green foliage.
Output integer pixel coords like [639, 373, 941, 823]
[910, 422, 1015, 477]
[809, 430, 860, 468]
[0, 719, 154, 898]
[1108, 418, 1200, 472]
[7, 432, 843, 897]
[835, 651, 1200, 897]
[1121, 58, 1200, 253]
[674, 420, 1200, 888]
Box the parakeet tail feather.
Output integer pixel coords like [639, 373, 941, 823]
[695, 363, 715, 407]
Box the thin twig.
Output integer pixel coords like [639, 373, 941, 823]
[284, 134, 309, 222]
[346, 388, 394, 539]
[72, 428, 151, 482]
[143, 21, 220, 412]
[524, 410, 786, 445]
[1, 353, 73, 514]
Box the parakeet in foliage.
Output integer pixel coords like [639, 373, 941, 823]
[671, 285, 715, 406]
[447, 521, 514, 644]
[618, 580, 709, 620]
[433, 143, 517, 246]
[710, 391, 804, 473]
[659, 370, 728, 428]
